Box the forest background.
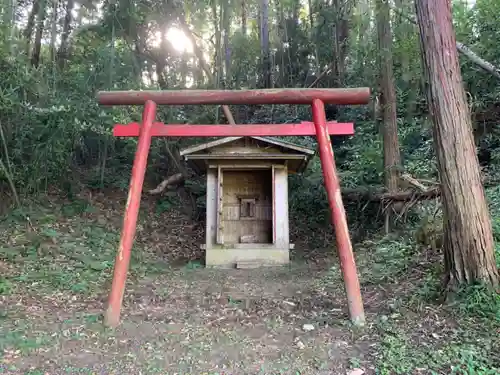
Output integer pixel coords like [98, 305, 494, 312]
[0, 0, 499, 373]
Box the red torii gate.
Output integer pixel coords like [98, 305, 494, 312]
[97, 88, 370, 328]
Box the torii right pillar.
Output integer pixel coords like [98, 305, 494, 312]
[312, 99, 365, 326]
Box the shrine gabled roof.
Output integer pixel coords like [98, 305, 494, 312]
[179, 136, 315, 157]
[179, 136, 315, 174]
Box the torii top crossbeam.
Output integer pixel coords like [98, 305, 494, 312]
[97, 88, 370, 106]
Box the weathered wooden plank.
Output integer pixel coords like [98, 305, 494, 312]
[216, 166, 224, 244]
[205, 169, 217, 248]
[273, 165, 289, 249]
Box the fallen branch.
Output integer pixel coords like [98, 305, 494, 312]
[148, 173, 184, 195]
[400, 172, 436, 191]
[342, 172, 439, 203]
[343, 173, 500, 203]
[307, 62, 334, 88]
[392, 6, 500, 81]
[342, 186, 440, 202]
[456, 42, 500, 80]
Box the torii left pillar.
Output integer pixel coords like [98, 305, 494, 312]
[104, 100, 156, 327]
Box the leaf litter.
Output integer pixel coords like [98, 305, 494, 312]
[0, 190, 498, 374]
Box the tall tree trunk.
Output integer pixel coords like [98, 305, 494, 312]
[24, 0, 40, 55]
[31, 0, 47, 67]
[2, 0, 14, 26]
[49, 0, 58, 62]
[394, 0, 418, 119]
[307, 0, 314, 30]
[180, 56, 189, 87]
[57, 0, 75, 68]
[3, 0, 17, 52]
[3, 0, 18, 55]
[212, 0, 222, 87]
[75, 3, 84, 25]
[146, 60, 155, 86]
[307, 0, 319, 71]
[275, 0, 285, 86]
[415, 0, 499, 289]
[355, 0, 371, 74]
[260, 0, 271, 88]
[195, 59, 205, 87]
[287, 0, 300, 84]
[241, 0, 247, 36]
[223, 0, 231, 88]
[376, 0, 401, 233]
[331, 0, 351, 87]
[156, 29, 169, 89]
[394, 0, 410, 82]
[156, 63, 168, 89]
[236, 0, 247, 88]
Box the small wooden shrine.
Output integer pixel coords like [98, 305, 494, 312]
[180, 136, 314, 267]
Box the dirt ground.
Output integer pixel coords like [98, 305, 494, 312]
[0, 192, 498, 374]
[2, 263, 378, 374]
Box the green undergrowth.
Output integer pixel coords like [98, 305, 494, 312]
[374, 327, 498, 375]
[0, 199, 164, 298]
[329, 234, 500, 375]
[0, 198, 163, 359]
[1, 198, 499, 373]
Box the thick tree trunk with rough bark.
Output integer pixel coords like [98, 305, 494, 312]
[376, 0, 402, 233]
[415, 0, 499, 289]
